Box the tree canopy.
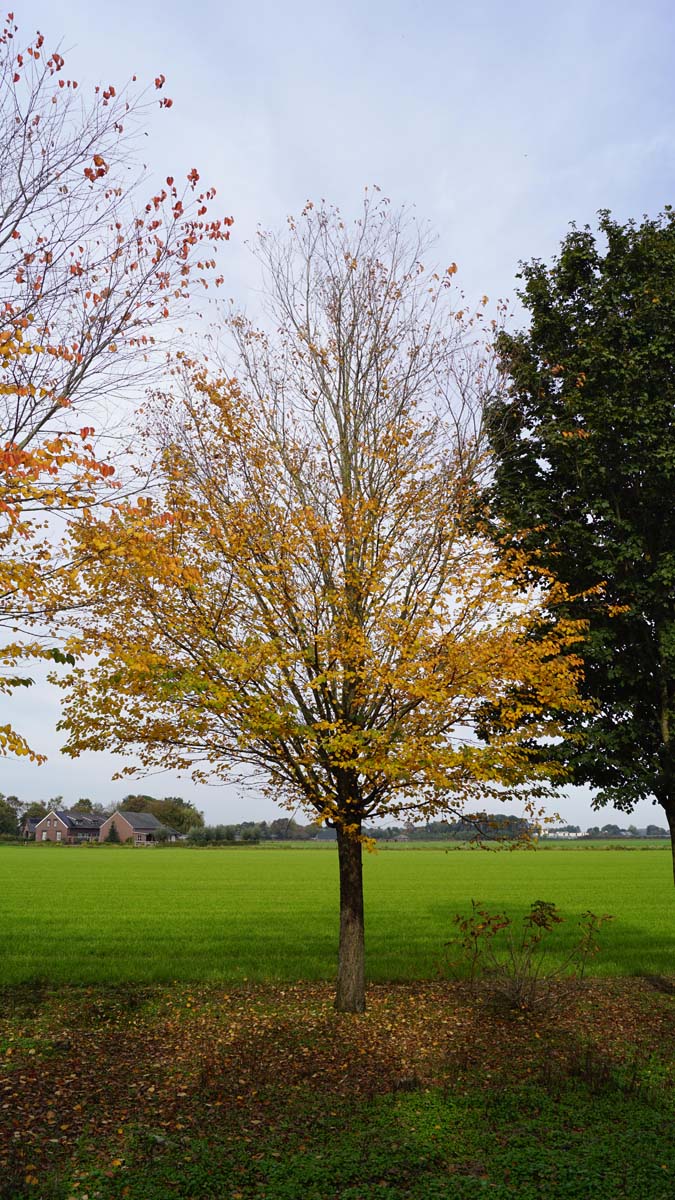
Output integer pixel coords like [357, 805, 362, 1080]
[0, 15, 230, 761]
[0, 792, 19, 835]
[485, 207, 675, 878]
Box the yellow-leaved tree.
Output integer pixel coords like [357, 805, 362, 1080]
[59, 198, 586, 1011]
[0, 325, 116, 759]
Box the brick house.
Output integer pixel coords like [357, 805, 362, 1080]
[98, 811, 178, 845]
[34, 810, 106, 844]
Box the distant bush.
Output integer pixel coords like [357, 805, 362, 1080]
[187, 824, 237, 846]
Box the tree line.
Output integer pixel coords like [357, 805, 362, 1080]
[0, 793, 204, 836]
[5, 795, 666, 842]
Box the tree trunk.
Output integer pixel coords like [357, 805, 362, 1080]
[664, 800, 675, 887]
[335, 825, 366, 1013]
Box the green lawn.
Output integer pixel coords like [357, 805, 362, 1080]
[0, 843, 673, 985]
[2, 845, 675, 1198]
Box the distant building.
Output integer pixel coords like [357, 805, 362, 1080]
[34, 810, 105, 844]
[28, 808, 178, 846]
[542, 828, 583, 839]
[313, 827, 337, 841]
[98, 811, 178, 845]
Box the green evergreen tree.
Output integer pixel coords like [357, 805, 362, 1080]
[485, 208, 675, 880]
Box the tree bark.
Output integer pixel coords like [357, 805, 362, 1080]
[664, 800, 675, 887]
[335, 825, 366, 1013]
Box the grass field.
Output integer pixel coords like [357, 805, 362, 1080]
[2, 844, 675, 1198]
[1, 842, 673, 985]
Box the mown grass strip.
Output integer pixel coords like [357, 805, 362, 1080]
[0, 845, 673, 985]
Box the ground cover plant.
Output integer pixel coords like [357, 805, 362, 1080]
[1, 844, 673, 986]
[1, 978, 674, 1199]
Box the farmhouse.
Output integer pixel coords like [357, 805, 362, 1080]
[99, 811, 178, 845]
[34, 810, 106, 844]
[29, 808, 179, 845]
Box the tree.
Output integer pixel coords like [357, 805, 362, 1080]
[71, 797, 93, 813]
[0, 351, 108, 759]
[104, 821, 121, 843]
[485, 208, 675, 881]
[69, 796, 109, 816]
[269, 817, 312, 840]
[0, 16, 230, 447]
[187, 824, 236, 844]
[0, 15, 230, 760]
[58, 197, 586, 1012]
[0, 791, 19, 834]
[22, 800, 47, 819]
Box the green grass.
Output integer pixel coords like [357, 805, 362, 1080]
[0, 843, 673, 985]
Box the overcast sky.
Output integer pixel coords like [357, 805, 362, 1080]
[6, 0, 675, 827]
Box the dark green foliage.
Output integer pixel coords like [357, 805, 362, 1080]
[104, 821, 121, 844]
[186, 823, 236, 844]
[22, 802, 48, 820]
[0, 795, 19, 836]
[45, 648, 76, 667]
[187, 819, 317, 844]
[365, 814, 533, 841]
[486, 208, 675, 868]
[73, 798, 92, 813]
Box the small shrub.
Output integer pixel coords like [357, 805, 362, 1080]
[446, 899, 612, 1013]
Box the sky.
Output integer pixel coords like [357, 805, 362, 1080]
[5, 0, 675, 827]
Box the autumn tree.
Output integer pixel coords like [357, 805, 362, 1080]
[0, 14, 230, 760]
[59, 197, 586, 1012]
[485, 208, 675, 881]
